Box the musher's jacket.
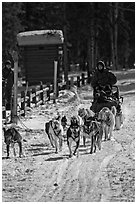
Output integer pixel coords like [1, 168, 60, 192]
[91, 69, 117, 88]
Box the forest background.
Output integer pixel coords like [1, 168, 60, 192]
[2, 2, 135, 75]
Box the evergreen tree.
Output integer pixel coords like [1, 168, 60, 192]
[2, 2, 135, 70]
[2, 2, 24, 50]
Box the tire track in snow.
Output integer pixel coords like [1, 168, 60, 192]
[47, 157, 83, 202]
[25, 156, 56, 202]
[38, 156, 74, 202]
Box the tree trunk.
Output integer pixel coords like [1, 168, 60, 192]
[109, 3, 115, 70]
[91, 19, 94, 71]
[114, 2, 118, 70]
[63, 3, 68, 85]
[109, 2, 118, 70]
[88, 3, 95, 73]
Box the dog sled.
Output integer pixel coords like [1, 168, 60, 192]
[90, 85, 124, 130]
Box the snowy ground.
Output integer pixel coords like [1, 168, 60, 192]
[2, 69, 135, 202]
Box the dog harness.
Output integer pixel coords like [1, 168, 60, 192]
[69, 126, 80, 141]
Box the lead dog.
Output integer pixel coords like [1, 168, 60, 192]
[98, 106, 116, 141]
[89, 120, 103, 154]
[3, 127, 23, 158]
[67, 116, 81, 158]
[78, 107, 96, 146]
[45, 118, 64, 153]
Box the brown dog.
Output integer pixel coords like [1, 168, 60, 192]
[67, 116, 81, 158]
[45, 118, 64, 153]
[3, 127, 23, 158]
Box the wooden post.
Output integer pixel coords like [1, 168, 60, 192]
[40, 81, 44, 104]
[42, 87, 46, 103]
[2, 106, 6, 119]
[70, 76, 74, 87]
[77, 76, 80, 88]
[12, 51, 18, 124]
[27, 91, 31, 107]
[68, 80, 71, 89]
[81, 73, 85, 85]
[87, 71, 91, 84]
[21, 91, 25, 116]
[32, 88, 36, 106]
[53, 61, 58, 103]
[50, 84, 53, 92]
[47, 85, 50, 101]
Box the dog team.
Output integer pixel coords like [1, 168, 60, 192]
[45, 106, 116, 158]
[2, 105, 117, 159]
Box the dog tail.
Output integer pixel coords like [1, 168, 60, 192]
[111, 106, 117, 116]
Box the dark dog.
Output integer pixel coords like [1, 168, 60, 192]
[61, 115, 68, 141]
[61, 116, 68, 130]
[78, 107, 97, 146]
[83, 118, 93, 147]
[88, 120, 103, 154]
[45, 119, 63, 153]
[67, 116, 81, 158]
[3, 127, 23, 158]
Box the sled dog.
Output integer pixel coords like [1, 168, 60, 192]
[45, 118, 64, 153]
[98, 106, 116, 140]
[89, 120, 103, 154]
[78, 107, 96, 146]
[67, 116, 81, 158]
[3, 127, 23, 158]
